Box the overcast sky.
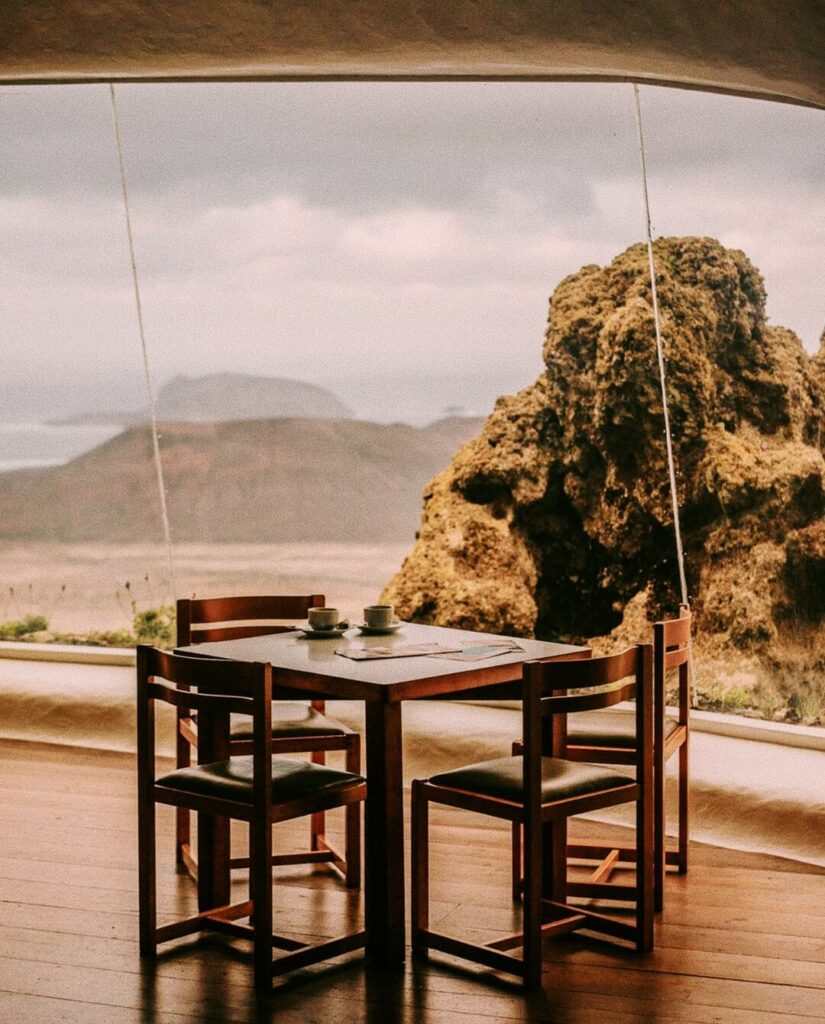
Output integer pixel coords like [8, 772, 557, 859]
[1, 81, 822, 423]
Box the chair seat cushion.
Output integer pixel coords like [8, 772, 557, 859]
[229, 703, 348, 740]
[157, 756, 363, 804]
[567, 709, 679, 749]
[429, 755, 631, 803]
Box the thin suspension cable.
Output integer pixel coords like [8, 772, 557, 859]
[109, 83, 176, 595]
[632, 84, 695, 700]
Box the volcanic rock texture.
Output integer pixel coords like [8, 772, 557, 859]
[384, 238, 825, 705]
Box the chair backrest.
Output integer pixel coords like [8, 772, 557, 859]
[176, 594, 325, 645]
[654, 603, 691, 725]
[521, 645, 654, 804]
[137, 646, 273, 795]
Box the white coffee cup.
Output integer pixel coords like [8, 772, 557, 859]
[308, 606, 340, 630]
[364, 604, 394, 629]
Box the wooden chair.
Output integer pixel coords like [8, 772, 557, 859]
[175, 595, 361, 888]
[512, 606, 691, 911]
[411, 646, 654, 988]
[137, 646, 366, 989]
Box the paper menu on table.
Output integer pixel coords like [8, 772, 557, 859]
[335, 639, 522, 661]
[434, 640, 523, 662]
[335, 642, 462, 660]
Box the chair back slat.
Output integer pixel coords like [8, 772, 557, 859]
[140, 645, 265, 695]
[658, 613, 691, 648]
[654, 608, 692, 676]
[147, 680, 255, 718]
[177, 594, 324, 646]
[137, 645, 272, 788]
[665, 646, 689, 670]
[530, 644, 640, 694]
[654, 605, 692, 731]
[542, 678, 638, 716]
[174, 592, 332, 736]
[521, 644, 653, 809]
[189, 623, 301, 644]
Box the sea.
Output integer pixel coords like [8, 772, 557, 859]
[0, 423, 123, 473]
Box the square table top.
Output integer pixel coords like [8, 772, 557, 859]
[177, 621, 587, 702]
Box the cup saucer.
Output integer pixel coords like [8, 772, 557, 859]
[300, 623, 349, 638]
[356, 621, 404, 635]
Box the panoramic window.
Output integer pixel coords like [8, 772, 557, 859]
[0, 82, 822, 727]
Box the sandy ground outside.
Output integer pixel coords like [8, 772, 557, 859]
[0, 540, 411, 634]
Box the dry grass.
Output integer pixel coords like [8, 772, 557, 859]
[0, 540, 409, 635]
[693, 627, 825, 726]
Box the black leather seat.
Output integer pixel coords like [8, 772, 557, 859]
[431, 756, 630, 804]
[158, 755, 363, 804]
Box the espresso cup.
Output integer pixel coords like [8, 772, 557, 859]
[308, 606, 340, 630]
[364, 604, 394, 629]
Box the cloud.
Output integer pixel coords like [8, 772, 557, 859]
[0, 81, 821, 423]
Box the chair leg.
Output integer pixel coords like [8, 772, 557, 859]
[637, 779, 654, 952]
[344, 736, 361, 889]
[137, 785, 157, 957]
[511, 821, 523, 900]
[510, 740, 523, 900]
[250, 816, 273, 990]
[310, 749, 326, 851]
[678, 739, 689, 873]
[654, 748, 665, 912]
[510, 818, 567, 907]
[410, 781, 429, 956]
[546, 819, 567, 904]
[198, 812, 231, 912]
[176, 808, 192, 872]
[522, 814, 542, 989]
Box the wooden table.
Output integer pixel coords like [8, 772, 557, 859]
[179, 621, 586, 965]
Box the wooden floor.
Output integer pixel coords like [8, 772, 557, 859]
[0, 740, 823, 1024]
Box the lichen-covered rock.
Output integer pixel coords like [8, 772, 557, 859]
[386, 383, 551, 636]
[783, 521, 825, 622]
[384, 237, 825, 683]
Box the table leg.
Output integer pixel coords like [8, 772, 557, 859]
[364, 700, 405, 964]
[197, 812, 230, 912]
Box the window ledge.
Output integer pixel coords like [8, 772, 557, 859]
[0, 641, 822, 750]
[689, 708, 825, 751]
[0, 641, 136, 667]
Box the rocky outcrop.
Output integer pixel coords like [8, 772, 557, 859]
[384, 238, 825, 703]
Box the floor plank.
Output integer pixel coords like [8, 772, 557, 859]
[1, 739, 823, 1024]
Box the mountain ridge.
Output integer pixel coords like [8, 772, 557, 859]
[0, 415, 484, 543]
[52, 372, 352, 425]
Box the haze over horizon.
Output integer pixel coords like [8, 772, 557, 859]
[1, 81, 822, 425]
[0, 369, 526, 427]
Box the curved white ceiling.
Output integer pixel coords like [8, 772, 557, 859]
[1, 1, 823, 109]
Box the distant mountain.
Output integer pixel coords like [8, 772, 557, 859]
[154, 374, 352, 421]
[54, 373, 352, 425]
[0, 416, 484, 543]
